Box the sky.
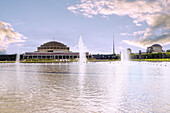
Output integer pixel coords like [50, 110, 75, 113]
[0, 0, 170, 54]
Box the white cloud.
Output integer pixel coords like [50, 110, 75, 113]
[120, 33, 132, 36]
[68, 0, 170, 48]
[0, 21, 27, 51]
[121, 30, 145, 36]
[133, 31, 145, 36]
[123, 33, 170, 48]
[68, 0, 169, 24]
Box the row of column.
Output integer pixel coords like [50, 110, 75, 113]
[23, 55, 82, 59]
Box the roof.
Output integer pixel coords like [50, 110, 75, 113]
[42, 41, 66, 47]
[151, 44, 162, 47]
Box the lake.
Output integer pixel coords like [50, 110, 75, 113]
[0, 62, 170, 113]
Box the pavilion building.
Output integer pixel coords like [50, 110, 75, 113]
[23, 41, 90, 59]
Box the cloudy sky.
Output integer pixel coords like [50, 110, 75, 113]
[0, 0, 170, 54]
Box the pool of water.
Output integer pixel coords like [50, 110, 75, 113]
[0, 62, 170, 113]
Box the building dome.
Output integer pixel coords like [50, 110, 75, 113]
[152, 44, 162, 47]
[147, 44, 162, 53]
[37, 41, 69, 52]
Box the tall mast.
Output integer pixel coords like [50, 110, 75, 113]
[113, 33, 115, 54]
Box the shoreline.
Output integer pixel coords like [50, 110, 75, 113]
[0, 59, 170, 63]
[131, 59, 170, 62]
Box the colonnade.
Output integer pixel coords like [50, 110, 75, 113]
[23, 55, 80, 59]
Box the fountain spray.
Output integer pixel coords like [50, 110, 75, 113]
[78, 35, 87, 64]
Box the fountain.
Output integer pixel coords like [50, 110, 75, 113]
[78, 35, 87, 96]
[121, 48, 130, 62]
[16, 53, 20, 64]
[15, 53, 20, 75]
[78, 35, 87, 64]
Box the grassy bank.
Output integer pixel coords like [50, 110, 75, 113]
[0, 59, 119, 63]
[132, 59, 170, 62]
[0, 61, 16, 63]
[1, 58, 170, 63]
[87, 59, 119, 62]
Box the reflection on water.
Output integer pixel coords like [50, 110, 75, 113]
[0, 62, 170, 113]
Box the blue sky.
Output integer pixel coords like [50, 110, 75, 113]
[0, 0, 170, 54]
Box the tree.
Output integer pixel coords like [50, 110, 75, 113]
[166, 50, 170, 52]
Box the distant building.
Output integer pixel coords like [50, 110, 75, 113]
[92, 54, 116, 59]
[23, 41, 89, 59]
[147, 44, 162, 53]
[0, 54, 23, 61]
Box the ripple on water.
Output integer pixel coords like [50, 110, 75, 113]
[0, 62, 170, 113]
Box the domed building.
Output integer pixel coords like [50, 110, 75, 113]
[37, 41, 69, 52]
[147, 44, 163, 53]
[23, 41, 89, 60]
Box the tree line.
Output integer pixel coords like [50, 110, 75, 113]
[131, 52, 170, 59]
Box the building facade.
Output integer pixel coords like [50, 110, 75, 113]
[23, 41, 90, 59]
[92, 54, 117, 59]
[23, 52, 90, 59]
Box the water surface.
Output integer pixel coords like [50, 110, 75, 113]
[0, 62, 170, 113]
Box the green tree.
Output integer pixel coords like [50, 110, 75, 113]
[166, 50, 170, 52]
